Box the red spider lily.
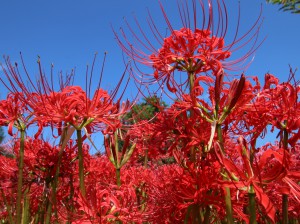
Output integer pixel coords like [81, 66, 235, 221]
[1, 55, 132, 137]
[174, 160, 227, 222]
[0, 56, 74, 130]
[259, 73, 299, 133]
[233, 72, 300, 148]
[259, 143, 300, 220]
[0, 137, 94, 223]
[76, 183, 142, 223]
[214, 138, 300, 223]
[149, 27, 231, 92]
[36, 86, 128, 134]
[129, 121, 158, 163]
[115, 0, 262, 93]
[125, 164, 185, 223]
[0, 92, 36, 136]
[129, 113, 174, 164]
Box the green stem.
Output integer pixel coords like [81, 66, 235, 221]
[22, 187, 30, 224]
[189, 72, 195, 94]
[188, 72, 196, 162]
[37, 180, 50, 224]
[66, 173, 75, 224]
[141, 188, 146, 212]
[282, 194, 288, 224]
[116, 168, 121, 187]
[1, 189, 13, 224]
[45, 148, 64, 224]
[192, 204, 201, 224]
[224, 187, 234, 224]
[184, 205, 192, 224]
[184, 204, 202, 224]
[248, 186, 257, 224]
[16, 129, 25, 224]
[144, 149, 148, 168]
[77, 130, 86, 197]
[283, 126, 288, 150]
[282, 127, 289, 224]
[216, 124, 234, 224]
[216, 124, 224, 153]
[203, 206, 211, 224]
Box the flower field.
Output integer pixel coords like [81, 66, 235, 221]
[0, 0, 299, 223]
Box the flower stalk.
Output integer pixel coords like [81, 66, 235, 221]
[248, 186, 257, 224]
[1, 189, 13, 224]
[45, 126, 75, 224]
[188, 71, 196, 162]
[16, 128, 26, 224]
[282, 124, 289, 224]
[105, 130, 136, 187]
[216, 123, 234, 224]
[22, 187, 30, 224]
[77, 129, 86, 197]
[116, 168, 121, 187]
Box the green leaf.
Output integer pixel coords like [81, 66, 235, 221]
[120, 143, 136, 168]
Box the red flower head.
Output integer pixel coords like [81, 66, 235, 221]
[116, 0, 262, 93]
[37, 86, 126, 134]
[0, 92, 35, 136]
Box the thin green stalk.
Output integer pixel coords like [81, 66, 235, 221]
[45, 147, 64, 224]
[189, 72, 195, 94]
[36, 178, 51, 224]
[45, 126, 73, 224]
[248, 187, 257, 224]
[22, 187, 30, 224]
[184, 206, 192, 224]
[224, 187, 234, 224]
[16, 129, 25, 224]
[216, 124, 224, 153]
[1, 189, 13, 224]
[203, 206, 211, 224]
[282, 127, 289, 224]
[188, 72, 196, 162]
[115, 169, 122, 223]
[116, 168, 121, 187]
[144, 149, 148, 168]
[192, 204, 201, 224]
[216, 124, 234, 224]
[184, 204, 202, 224]
[141, 188, 147, 212]
[77, 130, 86, 197]
[282, 194, 288, 224]
[66, 173, 75, 224]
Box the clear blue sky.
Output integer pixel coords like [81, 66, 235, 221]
[0, 1, 299, 149]
[0, 1, 299, 92]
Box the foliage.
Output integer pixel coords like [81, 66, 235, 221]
[267, 0, 300, 13]
[123, 95, 166, 125]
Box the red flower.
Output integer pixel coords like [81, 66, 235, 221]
[32, 86, 130, 135]
[0, 93, 35, 136]
[116, 0, 262, 93]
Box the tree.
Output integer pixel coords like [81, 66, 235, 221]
[123, 95, 166, 125]
[267, 0, 300, 13]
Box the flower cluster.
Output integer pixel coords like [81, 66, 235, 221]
[0, 0, 299, 223]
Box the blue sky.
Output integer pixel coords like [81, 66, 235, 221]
[0, 1, 299, 91]
[0, 1, 299, 149]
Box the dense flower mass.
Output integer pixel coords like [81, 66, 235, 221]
[0, 0, 299, 223]
[149, 28, 231, 92]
